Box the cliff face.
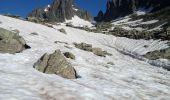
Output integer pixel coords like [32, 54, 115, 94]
[28, 0, 92, 22]
[95, 0, 170, 22]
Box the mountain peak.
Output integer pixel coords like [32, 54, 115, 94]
[28, 0, 92, 23]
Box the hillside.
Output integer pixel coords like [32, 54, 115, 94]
[0, 15, 170, 100]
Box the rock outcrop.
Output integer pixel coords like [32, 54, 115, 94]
[28, 0, 92, 23]
[0, 28, 30, 54]
[33, 50, 77, 79]
[143, 48, 170, 60]
[95, 0, 170, 22]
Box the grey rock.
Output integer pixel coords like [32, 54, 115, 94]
[74, 42, 93, 52]
[33, 50, 77, 79]
[30, 32, 39, 36]
[92, 48, 106, 57]
[0, 28, 30, 54]
[107, 62, 114, 65]
[58, 28, 67, 34]
[74, 42, 112, 57]
[143, 48, 170, 60]
[63, 52, 75, 60]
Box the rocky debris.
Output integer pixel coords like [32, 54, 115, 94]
[143, 48, 170, 60]
[26, 17, 46, 23]
[58, 28, 67, 34]
[95, 0, 170, 22]
[0, 28, 30, 54]
[74, 42, 112, 57]
[33, 50, 77, 79]
[3, 14, 22, 19]
[109, 27, 170, 40]
[63, 52, 75, 60]
[44, 23, 54, 28]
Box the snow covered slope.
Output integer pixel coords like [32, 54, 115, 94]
[0, 15, 170, 100]
[65, 16, 94, 28]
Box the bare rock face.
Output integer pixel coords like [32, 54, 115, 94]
[33, 50, 77, 79]
[95, 0, 170, 22]
[28, 0, 74, 22]
[0, 28, 30, 54]
[28, 0, 93, 23]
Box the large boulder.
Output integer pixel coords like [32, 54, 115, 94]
[0, 28, 30, 54]
[33, 50, 77, 79]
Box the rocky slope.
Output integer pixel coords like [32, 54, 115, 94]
[28, 0, 92, 23]
[95, 0, 170, 22]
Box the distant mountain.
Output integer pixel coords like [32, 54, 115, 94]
[95, 0, 170, 22]
[28, 0, 92, 23]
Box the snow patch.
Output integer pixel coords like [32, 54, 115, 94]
[65, 16, 93, 27]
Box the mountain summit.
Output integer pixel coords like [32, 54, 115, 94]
[28, 0, 92, 23]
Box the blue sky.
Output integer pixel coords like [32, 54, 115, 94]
[0, 0, 106, 17]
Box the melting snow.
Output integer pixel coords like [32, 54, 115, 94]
[0, 15, 170, 100]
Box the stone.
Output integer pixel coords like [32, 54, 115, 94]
[33, 50, 77, 79]
[58, 28, 67, 34]
[92, 48, 106, 57]
[74, 42, 112, 57]
[74, 42, 93, 52]
[30, 32, 39, 36]
[107, 62, 114, 65]
[63, 52, 75, 60]
[0, 28, 30, 54]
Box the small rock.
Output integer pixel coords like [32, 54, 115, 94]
[63, 52, 75, 60]
[30, 32, 39, 35]
[107, 62, 114, 65]
[33, 50, 77, 79]
[74, 42, 93, 52]
[144, 45, 149, 48]
[92, 48, 106, 57]
[58, 28, 67, 34]
[54, 41, 68, 45]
